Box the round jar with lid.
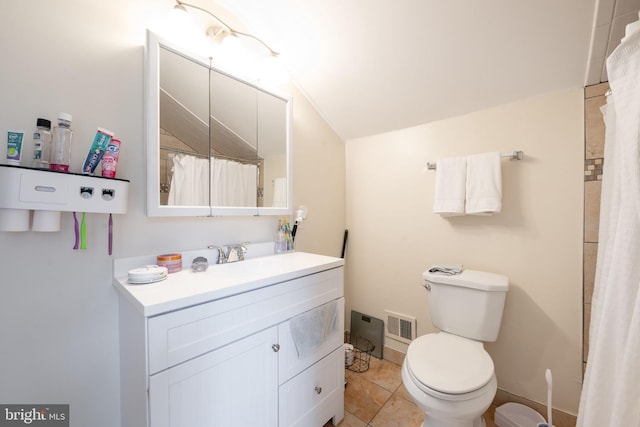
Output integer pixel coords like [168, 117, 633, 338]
[157, 253, 182, 273]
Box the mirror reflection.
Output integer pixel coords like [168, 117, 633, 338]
[159, 46, 210, 207]
[208, 69, 260, 207]
[149, 31, 290, 216]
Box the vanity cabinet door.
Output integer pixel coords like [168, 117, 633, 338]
[149, 326, 279, 427]
[279, 346, 345, 427]
[278, 297, 345, 384]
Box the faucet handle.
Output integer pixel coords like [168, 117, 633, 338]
[225, 243, 248, 262]
[207, 245, 227, 264]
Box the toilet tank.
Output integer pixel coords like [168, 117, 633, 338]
[422, 269, 509, 342]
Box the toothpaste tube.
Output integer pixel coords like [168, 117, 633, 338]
[101, 138, 121, 178]
[6, 130, 25, 165]
[82, 127, 113, 175]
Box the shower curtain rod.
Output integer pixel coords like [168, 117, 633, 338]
[161, 146, 209, 158]
[426, 150, 523, 170]
[161, 146, 263, 164]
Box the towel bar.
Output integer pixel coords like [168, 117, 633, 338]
[427, 151, 523, 170]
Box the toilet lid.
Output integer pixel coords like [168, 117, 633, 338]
[407, 333, 494, 394]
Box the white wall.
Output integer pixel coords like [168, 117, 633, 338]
[345, 89, 584, 414]
[0, 1, 345, 426]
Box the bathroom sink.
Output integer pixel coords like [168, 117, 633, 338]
[214, 256, 287, 279]
[113, 250, 345, 316]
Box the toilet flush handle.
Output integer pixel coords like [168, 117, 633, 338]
[423, 280, 431, 291]
[314, 386, 322, 395]
[272, 344, 280, 352]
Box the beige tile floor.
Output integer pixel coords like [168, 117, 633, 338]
[325, 357, 497, 427]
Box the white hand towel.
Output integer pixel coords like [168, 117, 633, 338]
[433, 156, 467, 216]
[465, 152, 502, 215]
[272, 177, 287, 207]
[289, 300, 338, 359]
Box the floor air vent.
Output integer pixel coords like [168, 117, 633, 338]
[385, 310, 416, 344]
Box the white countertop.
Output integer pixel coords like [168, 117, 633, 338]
[113, 249, 344, 317]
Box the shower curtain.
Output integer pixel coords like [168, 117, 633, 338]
[209, 157, 258, 207]
[167, 154, 209, 206]
[577, 14, 640, 427]
[168, 154, 258, 207]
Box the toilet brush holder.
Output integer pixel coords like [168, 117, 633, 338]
[494, 402, 546, 427]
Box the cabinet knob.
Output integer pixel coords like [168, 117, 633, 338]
[314, 386, 322, 395]
[272, 344, 280, 352]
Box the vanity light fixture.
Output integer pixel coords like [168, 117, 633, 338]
[173, 0, 280, 58]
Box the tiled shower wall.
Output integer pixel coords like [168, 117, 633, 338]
[583, 82, 609, 370]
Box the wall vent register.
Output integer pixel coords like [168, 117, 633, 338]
[385, 310, 416, 344]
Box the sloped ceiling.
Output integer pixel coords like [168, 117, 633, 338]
[586, 0, 640, 84]
[207, 0, 639, 141]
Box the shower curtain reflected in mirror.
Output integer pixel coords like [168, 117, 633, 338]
[168, 154, 258, 207]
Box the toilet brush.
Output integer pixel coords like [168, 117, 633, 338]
[537, 369, 553, 427]
[546, 369, 553, 426]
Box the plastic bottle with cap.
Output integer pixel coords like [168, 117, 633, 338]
[274, 219, 286, 253]
[50, 112, 73, 172]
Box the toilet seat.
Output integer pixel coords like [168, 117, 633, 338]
[406, 333, 494, 395]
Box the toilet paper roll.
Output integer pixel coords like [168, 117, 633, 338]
[344, 343, 354, 366]
[32, 210, 61, 232]
[0, 208, 30, 232]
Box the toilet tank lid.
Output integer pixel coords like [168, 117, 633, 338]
[422, 269, 509, 291]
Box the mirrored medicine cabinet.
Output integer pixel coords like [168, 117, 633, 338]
[145, 30, 292, 217]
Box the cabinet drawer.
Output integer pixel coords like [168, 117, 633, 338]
[278, 297, 344, 384]
[279, 347, 344, 427]
[148, 267, 343, 374]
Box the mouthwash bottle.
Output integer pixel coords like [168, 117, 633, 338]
[32, 118, 52, 169]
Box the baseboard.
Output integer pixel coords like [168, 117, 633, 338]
[382, 345, 406, 366]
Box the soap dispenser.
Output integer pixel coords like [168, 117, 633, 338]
[274, 220, 286, 253]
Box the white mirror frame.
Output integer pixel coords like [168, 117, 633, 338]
[145, 30, 292, 217]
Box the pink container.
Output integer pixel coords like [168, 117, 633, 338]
[101, 138, 121, 178]
[157, 253, 182, 273]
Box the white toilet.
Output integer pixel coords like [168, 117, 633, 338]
[402, 269, 509, 427]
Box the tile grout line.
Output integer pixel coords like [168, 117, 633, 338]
[368, 375, 403, 426]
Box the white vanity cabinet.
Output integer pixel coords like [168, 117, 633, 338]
[149, 326, 279, 427]
[114, 251, 345, 427]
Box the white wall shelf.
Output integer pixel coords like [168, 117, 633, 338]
[0, 164, 129, 231]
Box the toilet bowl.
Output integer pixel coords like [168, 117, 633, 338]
[402, 268, 508, 426]
[402, 332, 497, 427]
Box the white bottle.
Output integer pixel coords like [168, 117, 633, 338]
[50, 112, 73, 172]
[274, 220, 286, 253]
[32, 118, 52, 168]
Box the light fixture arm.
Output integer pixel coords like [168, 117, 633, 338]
[175, 0, 280, 57]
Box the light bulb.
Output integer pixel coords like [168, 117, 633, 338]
[259, 55, 289, 86]
[220, 34, 243, 57]
[219, 34, 259, 80]
[153, 5, 214, 58]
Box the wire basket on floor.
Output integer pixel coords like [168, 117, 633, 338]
[344, 332, 375, 373]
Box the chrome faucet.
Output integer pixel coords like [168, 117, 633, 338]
[207, 245, 227, 264]
[225, 243, 247, 263]
[207, 243, 247, 264]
